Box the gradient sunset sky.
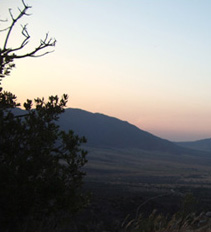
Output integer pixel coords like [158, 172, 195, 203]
[1, 0, 211, 141]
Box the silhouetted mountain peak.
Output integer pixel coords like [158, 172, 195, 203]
[11, 107, 185, 154]
[59, 108, 182, 154]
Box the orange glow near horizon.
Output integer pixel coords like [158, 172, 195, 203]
[2, 0, 211, 142]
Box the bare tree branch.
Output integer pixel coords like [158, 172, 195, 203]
[3, 2, 31, 50]
[0, 27, 10, 32]
[7, 33, 56, 59]
[5, 24, 30, 54]
[0, 19, 8, 22]
[0, 0, 56, 88]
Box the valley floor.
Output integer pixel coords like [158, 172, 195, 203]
[68, 175, 211, 232]
[66, 147, 211, 231]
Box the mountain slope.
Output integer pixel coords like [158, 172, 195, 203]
[12, 107, 197, 154]
[177, 138, 211, 152]
[59, 108, 182, 154]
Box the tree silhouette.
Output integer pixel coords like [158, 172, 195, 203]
[0, 0, 56, 89]
[0, 1, 88, 231]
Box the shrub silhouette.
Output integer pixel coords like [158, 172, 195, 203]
[0, 1, 89, 231]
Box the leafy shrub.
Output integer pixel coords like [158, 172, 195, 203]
[0, 92, 89, 231]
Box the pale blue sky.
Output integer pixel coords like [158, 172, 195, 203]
[1, 0, 211, 141]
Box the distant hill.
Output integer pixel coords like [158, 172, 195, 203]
[12, 107, 204, 154]
[59, 108, 182, 154]
[176, 138, 211, 152]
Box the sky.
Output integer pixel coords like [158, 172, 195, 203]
[1, 0, 211, 142]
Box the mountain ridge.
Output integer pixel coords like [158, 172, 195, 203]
[176, 138, 211, 152]
[11, 107, 211, 155]
[59, 108, 183, 154]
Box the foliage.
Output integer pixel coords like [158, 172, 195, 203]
[180, 193, 198, 217]
[0, 92, 88, 230]
[0, 1, 89, 231]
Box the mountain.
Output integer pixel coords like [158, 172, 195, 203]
[176, 138, 211, 152]
[12, 107, 203, 154]
[59, 108, 182, 154]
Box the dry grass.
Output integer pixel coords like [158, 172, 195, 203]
[4, 210, 211, 232]
[121, 210, 211, 232]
